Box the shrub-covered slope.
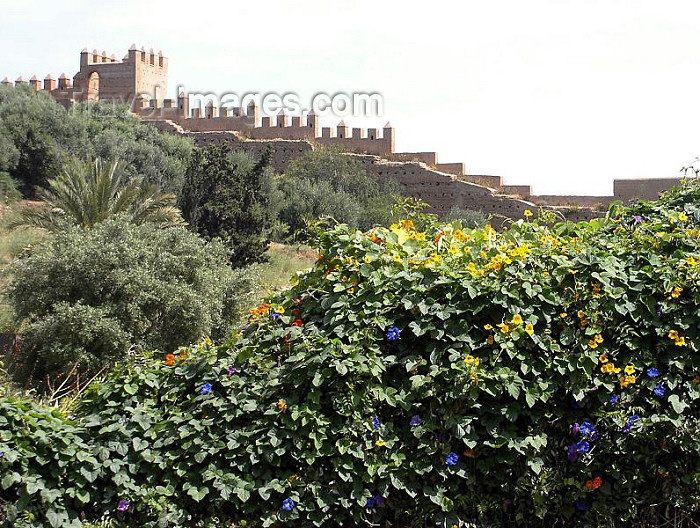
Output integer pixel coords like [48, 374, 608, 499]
[2, 182, 700, 527]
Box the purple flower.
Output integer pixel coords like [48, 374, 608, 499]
[609, 394, 620, 404]
[590, 431, 600, 442]
[622, 423, 632, 434]
[575, 500, 588, 511]
[366, 495, 384, 508]
[571, 423, 581, 436]
[576, 441, 590, 454]
[227, 366, 238, 375]
[632, 214, 643, 225]
[386, 326, 401, 341]
[281, 498, 295, 511]
[371, 416, 381, 430]
[409, 414, 422, 427]
[117, 499, 130, 512]
[655, 305, 663, 316]
[653, 384, 666, 397]
[200, 382, 213, 395]
[647, 367, 659, 378]
[567, 444, 578, 462]
[445, 452, 459, 466]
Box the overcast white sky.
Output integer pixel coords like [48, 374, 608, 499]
[2, 0, 700, 195]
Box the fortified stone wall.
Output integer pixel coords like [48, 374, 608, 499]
[2, 45, 687, 216]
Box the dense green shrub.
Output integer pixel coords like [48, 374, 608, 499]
[3, 182, 700, 527]
[180, 145, 278, 267]
[6, 217, 256, 386]
[277, 147, 402, 239]
[0, 397, 95, 528]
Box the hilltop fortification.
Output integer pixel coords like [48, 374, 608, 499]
[3, 45, 684, 219]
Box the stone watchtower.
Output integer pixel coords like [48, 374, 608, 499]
[71, 44, 167, 105]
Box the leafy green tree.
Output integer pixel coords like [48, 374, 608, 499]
[0, 87, 193, 197]
[9, 158, 184, 231]
[0, 84, 82, 196]
[7, 217, 257, 386]
[278, 147, 402, 238]
[179, 144, 277, 267]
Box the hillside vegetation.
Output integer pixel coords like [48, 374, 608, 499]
[1, 181, 699, 527]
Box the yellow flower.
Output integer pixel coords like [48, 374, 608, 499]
[671, 287, 683, 299]
[483, 324, 493, 331]
[364, 255, 373, 264]
[624, 365, 635, 375]
[598, 353, 609, 363]
[375, 439, 386, 447]
[619, 375, 636, 388]
[601, 362, 616, 374]
[693, 374, 700, 384]
[413, 232, 426, 242]
[675, 337, 686, 346]
[525, 323, 534, 335]
[588, 339, 599, 349]
[577, 310, 585, 319]
[346, 287, 355, 294]
[486, 335, 494, 345]
[668, 330, 680, 340]
[686, 256, 699, 266]
[275, 305, 285, 314]
[560, 312, 568, 319]
[511, 314, 523, 325]
[448, 244, 460, 255]
[464, 355, 480, 366]
[277, 399, 288, 412]
[678, 212, 688, 222]
[392, 253, 402, 262]
[524, 209, 533, 218]
[594, 334, 604, 344]
[498, 323, 512, 334]
[400, 219, 415, 230]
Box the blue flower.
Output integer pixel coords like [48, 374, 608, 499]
[570, 399, 581, 410]
[200, 383, 213, 395]
[282, 498, 295, 511]
[576, 441, 590, 454]
[647, 367, 660, 378]
[622, 423, 632, 434]
[653, 384, 666, 397]
[580, 422, 595, 436]
[270, 312, 281, 320]
[409, 414, 422, 427]
[575, 499, 588, 511]
[445, 452, 459, 466]
[371, 416, 381, 430]
[655, 304, 663, 316]
[609, 394, 620, 404]
[386, 326, 401, 341]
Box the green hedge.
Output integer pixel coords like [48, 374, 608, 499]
[2, 182, 700, 527]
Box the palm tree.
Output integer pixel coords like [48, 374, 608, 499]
[10, 158, 185, 231]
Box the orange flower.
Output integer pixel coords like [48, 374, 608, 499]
[292, 319, 304, 327]
[585, 476, 603, 490]
[277, 399, 288, 412]
[164, 353, 175, 365]
[434, 232, 445, 245]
